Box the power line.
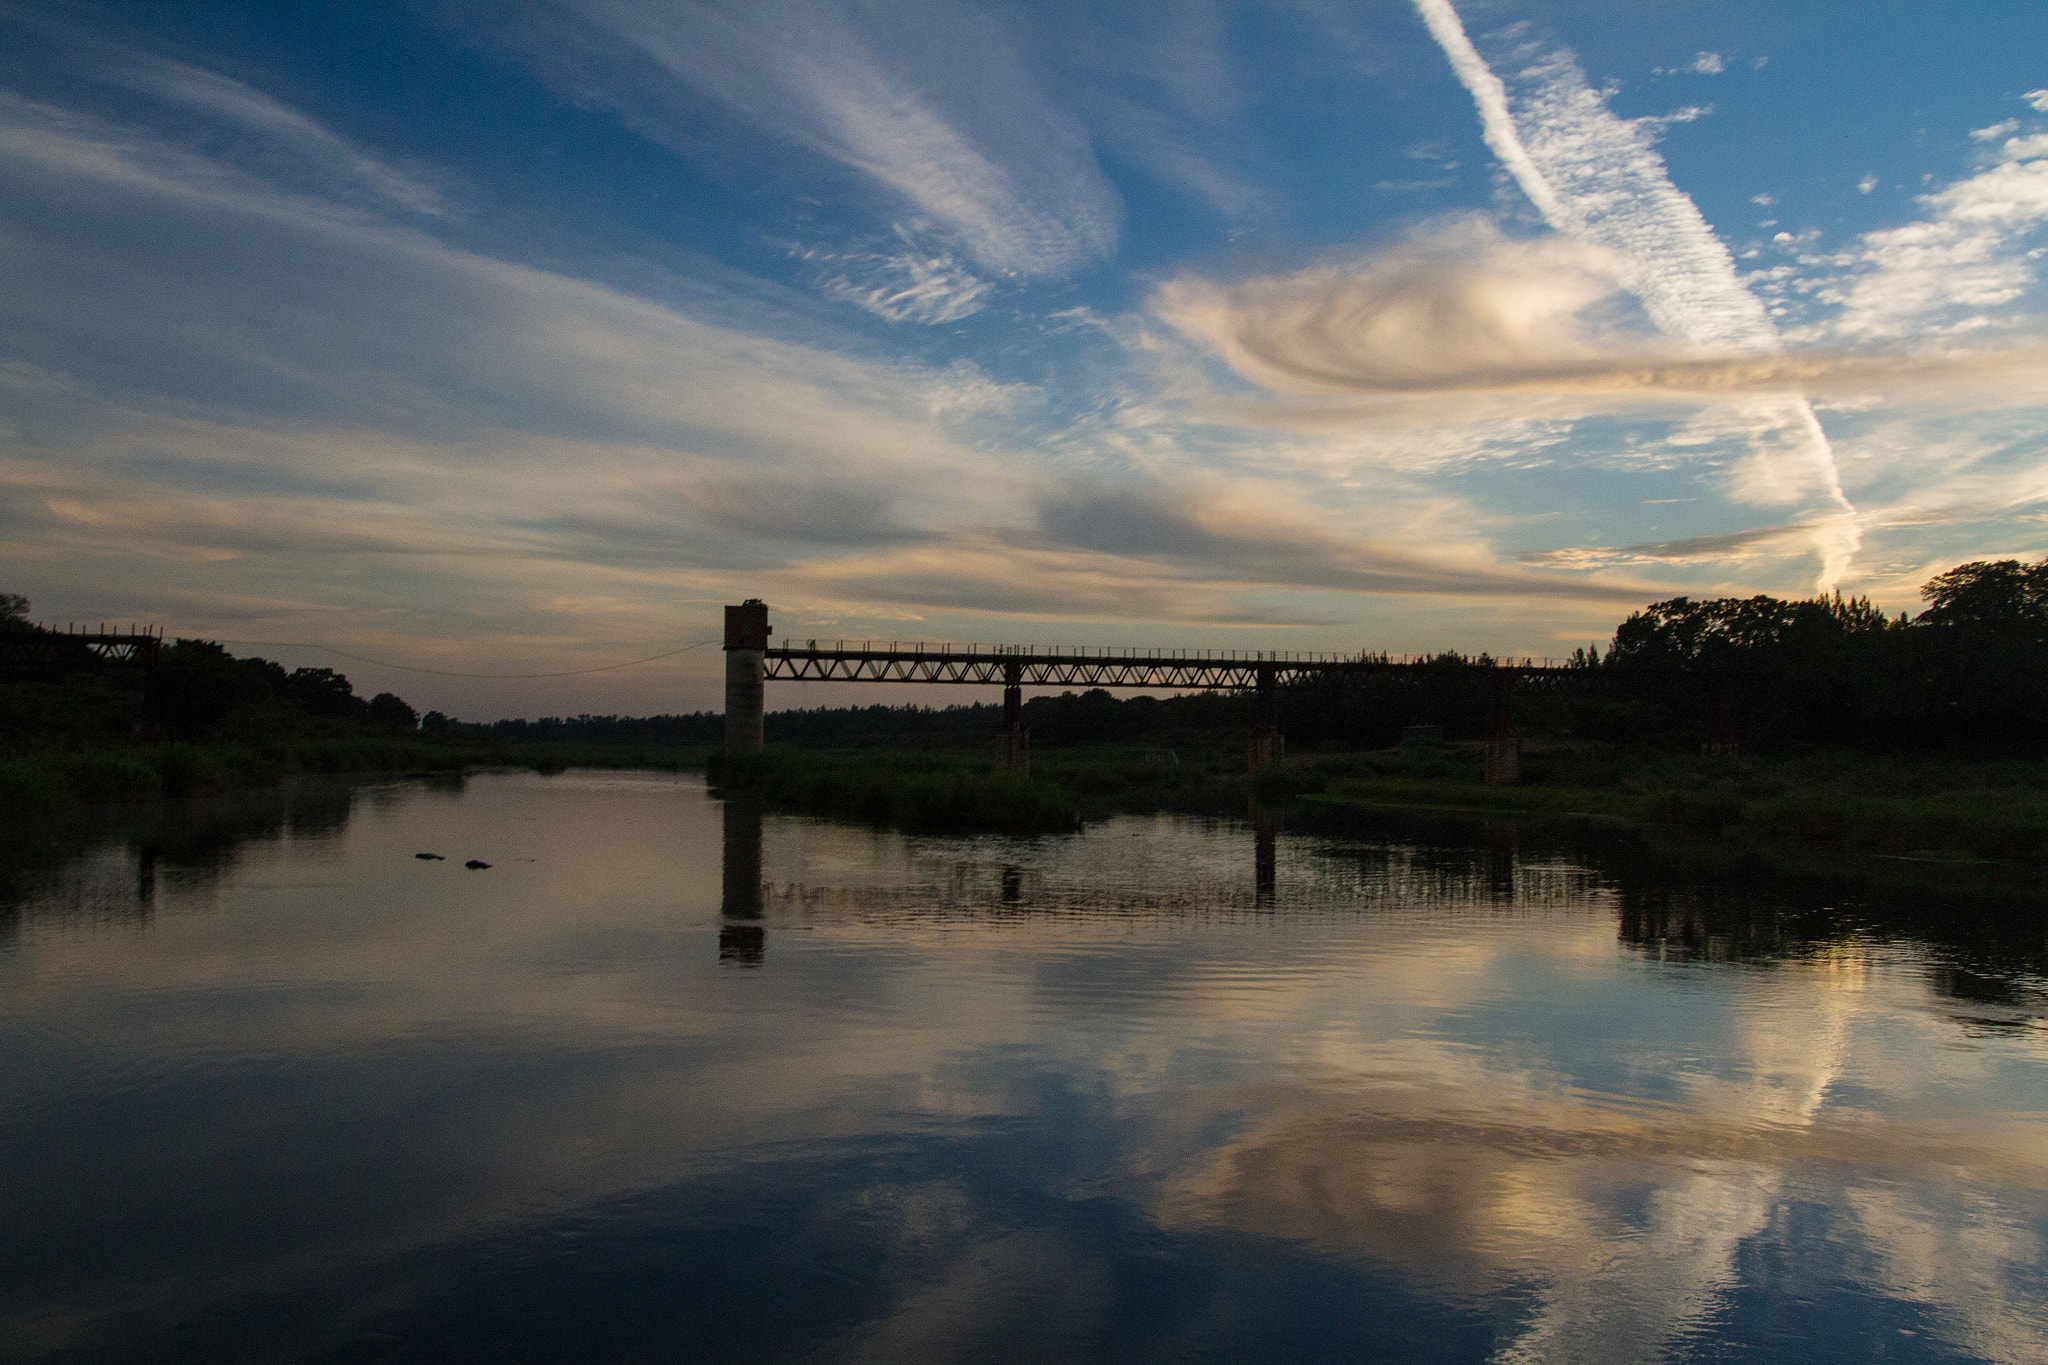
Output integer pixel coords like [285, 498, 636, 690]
[207, 638, 722, 679]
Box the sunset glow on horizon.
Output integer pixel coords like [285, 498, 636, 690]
[5, 2, 2046, 718]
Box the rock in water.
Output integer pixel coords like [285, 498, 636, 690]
[464, 859, 491, 870]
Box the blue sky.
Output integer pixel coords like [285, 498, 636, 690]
[4, 1, 2046, 717]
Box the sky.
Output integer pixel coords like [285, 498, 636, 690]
[3, 1, 2046, 719]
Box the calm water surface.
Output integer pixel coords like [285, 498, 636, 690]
[3, 770, 2046, 1362]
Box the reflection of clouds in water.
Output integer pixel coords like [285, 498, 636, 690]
[5, 778, 2048, 1359]
[1127, 937, 2047, 1364]
[772, 813, 2048, 1359]
[1846, 1179, 2048, 1363]
[1137, 1085, 2048, 1360]
[826, 1223, 1113, 1365]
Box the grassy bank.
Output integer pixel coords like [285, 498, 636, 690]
[708, 747, 1086, 834]
[0, 737, 469, 814]
[17, 713, 2048, 876]
[1290, 744, 2048, 862]
[0, 737, 714, 817]
[706, 740, 2048, 867]
[504, 743, 713, 776]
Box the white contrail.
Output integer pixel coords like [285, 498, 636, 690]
[1408, 0, 1566, 225]
[1412, 0, 1859, 588]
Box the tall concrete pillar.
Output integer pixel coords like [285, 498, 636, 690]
[1483, 670, 1521, 785]
[1248, 663, 1282, 776]
[723, 599, 770, 754]
[998, 658, 1029, 776]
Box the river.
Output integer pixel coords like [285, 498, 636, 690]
[2, 770, 2044, 1362]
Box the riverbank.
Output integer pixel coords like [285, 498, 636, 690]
[0, 737, 714, 816]
[707, 748, 1086, 834]
[16, 729, 2048, 887]
[1283, 744, 2048, 862]
[709, 741, 2048, 895]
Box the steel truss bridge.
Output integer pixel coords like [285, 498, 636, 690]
[724, 601, 1586, 781]
[0, 623, 162, 672]
[761, 641, 1580, 690]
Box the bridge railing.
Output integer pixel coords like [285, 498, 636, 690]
[764, 639, 1569, 671]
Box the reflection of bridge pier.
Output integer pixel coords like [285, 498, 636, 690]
[1250, 792, 1280, 907]
[719, 796, 764, 967]
[1253, 803, 1277, 907]
[1485, 821, 1517, 903]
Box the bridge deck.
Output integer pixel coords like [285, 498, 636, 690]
[0, 625, 162, 672]
[761, 643, 1576, 690]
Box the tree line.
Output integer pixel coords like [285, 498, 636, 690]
[2, 597, 433, 746]
[1269, 557, 2048, 752]
[1584, 558, 2048, 751]
[11, 555, 2048, 755]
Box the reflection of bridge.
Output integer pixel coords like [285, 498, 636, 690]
[716, 795, 1288, 968]
[724, 600, 1580, 780]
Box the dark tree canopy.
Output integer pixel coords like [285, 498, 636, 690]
[1608, 593, 1901, 670]
[1917, 559, 2048, 640]
[284, 667, 359, 718]
[13, 555, 2048, 756]
[367, 692, 419, 731]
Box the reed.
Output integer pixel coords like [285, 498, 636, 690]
[0, 737, 477, 816]
[708, 748, 1082, 834]
[1308, 745, 2048, 860]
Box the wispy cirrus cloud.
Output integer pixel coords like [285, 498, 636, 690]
[799, 233, 996, 324]
[0, 10, 456, 219]
[1818, 130, 2048, 342]
[102, 50, 459, 219]
[1158, 220, 1654, 398]
[1154, 218, 2048, 413]
[1029, 477, 1654, 603]
[1410, 6, 1771, 354]
[1521, 522, 1813, 570]
[490, 0, 1120, 279]
[1397, 3, 1859, 586]
[1, 76, 1648, 710]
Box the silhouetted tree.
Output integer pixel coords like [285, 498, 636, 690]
[1917, 559, 2048, 639]
[1598, 593, 1905, 748]
[157, 640, 289, 738]
[1904, 557, 2048, 744]
[367, 692, 419, 731]
[284, 667, 359, 718]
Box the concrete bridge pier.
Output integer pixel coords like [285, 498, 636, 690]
[1248, 663, 1284, 776]
[998, 658, 1030, 777]
[723, 599, 770, 754]
[1483, 671, 1520, 785]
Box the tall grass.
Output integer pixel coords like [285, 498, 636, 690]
[1, 737, 474, 817]
[708, 748, 1081, 834]
[1307, 743, 2048, 859]
[0, 730, 721, 818]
